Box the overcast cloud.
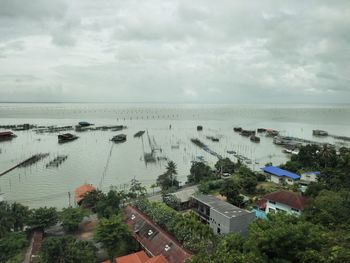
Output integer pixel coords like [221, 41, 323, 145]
[0, 0, 349, 103]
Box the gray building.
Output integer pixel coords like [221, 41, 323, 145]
[191, 195, 255, 235]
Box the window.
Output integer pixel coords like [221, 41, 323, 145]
[217, 227, 221, 234]
[291, 208, 299, 212]
[269, 201, 276, 204]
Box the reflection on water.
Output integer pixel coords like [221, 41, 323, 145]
[0, 103, 349, 208]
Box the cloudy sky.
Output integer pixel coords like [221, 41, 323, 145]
[0, 0, 349, 103]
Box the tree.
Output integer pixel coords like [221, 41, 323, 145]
[219, 179, 244, 207]
[0, 232, 28, 263]
[188, 162, 212, 183]
[10, 202, 30, 232]
[80, 190, 104, 213]
[0, 202, 15, 238]
[238, 166, 258, 194]
[246, 213, 327, 263]
[27, 207, 59, 231]
[303, 190, 350, 229]
[96, 190, 124, 219]
[163, 193, 181, 210]
[128, 179, 147, 199]
[59, 207, 86, 233]
[157, 161, 179, 191]
[39, 236, 96, 263]
[94, 214, 132, 261]
[215, 158, 235, 174]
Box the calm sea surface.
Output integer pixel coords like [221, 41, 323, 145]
[0, 103, 349, 208]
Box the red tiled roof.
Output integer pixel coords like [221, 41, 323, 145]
[124, 205, 192, 263]
[102, 251, 150, 263]
[75, 184, 96, 204]
[256, 198, 267, 210]
[263, 191, 306, 210]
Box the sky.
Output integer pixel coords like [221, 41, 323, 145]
[0, 0, 349, 103]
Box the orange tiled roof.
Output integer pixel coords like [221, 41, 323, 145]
[75, 184, 96, 204]
[146, 255, 169, 263]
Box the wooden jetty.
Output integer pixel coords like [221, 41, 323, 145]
[46, 155, 68, 168]
[0, 153, 49, 177]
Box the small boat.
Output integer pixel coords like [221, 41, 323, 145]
[257, 128, 266, 133]
[111, 125, 124, 131]
[240, 130, 255, 137]
[58, 133, 78, 143]
[197, 125, 203, 131]
[266, 129, 279, 137]
[227, 150, 236, 154]
[233, 127, 242, 132]
[78, 121, 93, 127]
[250, 135, 260, 143]
[111, 134, 127, 143]
[0, 131, 17, 141]
[313, 130, 328, 136]
[206, 136, 219, 142]
[134, 130, 145, 137]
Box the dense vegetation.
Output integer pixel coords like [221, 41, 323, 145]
[134, 199, 214, 253]
[190, 145, 350, 262]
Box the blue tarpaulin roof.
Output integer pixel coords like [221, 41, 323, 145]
[261, 166, 300, 180]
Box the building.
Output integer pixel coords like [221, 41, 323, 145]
[103, 250, 168, 263]
[300, 171, 320, 192]
[75, 184, 96, 205]
[258, 191, 306, 216]
[124, 205, 192, 263]
[190, 195, 255, 235]
[261, 166, 300, 185]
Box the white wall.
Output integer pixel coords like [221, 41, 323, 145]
[269, 175, 297, 185]
[265, 200, 301, 216]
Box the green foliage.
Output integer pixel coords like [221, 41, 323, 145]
[157, 161, 179, 192]
[27, 207, 59, 231]
[39, 236, 96, 263]
[303, 190, 350, 230]
[198, 179, 224, 194]
[94, 214, 132, 261]
[219, 179, 244, 207]
[59, 207, 86, 233]
[81, 189, 124, 218]
[246, 213, 327, 262]
[162, 194, 181, 210]
[0, 232, 28, 263]
[80, 189, 104, 213]
[0, 202, 30, 238]
[128, 178, 147, 199]
[215, 158, 235, 174]
[188, 162, 213, 183]
[95, 190, 124, 219]
[237, 166, 258, 194]
[134, 199, 214, 253]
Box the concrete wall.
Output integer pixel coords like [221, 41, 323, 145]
[209, 208, 231, 234]
[229, 212, 256, 236]
[301, 173, 318, 182]
[209, 208, 255, 235]
[265, 200, 301, 216]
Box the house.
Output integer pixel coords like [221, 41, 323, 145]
[300, 171, 320, 192]
[75, 184, 96, 205]
[190, 195, 255, 235]
[261, 166, 300, 185]
[258, 191, 306, 216]
[102, 250, 169, 263]
[124, 205, 192, 263]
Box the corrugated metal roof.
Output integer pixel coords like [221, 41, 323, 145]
[124, 205, 192, 263]
[261, 166, 300, 179]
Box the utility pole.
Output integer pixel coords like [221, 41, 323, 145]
[68, 191, 71, 207]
